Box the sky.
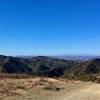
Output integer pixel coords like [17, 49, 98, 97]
[0, 0, 100, 56]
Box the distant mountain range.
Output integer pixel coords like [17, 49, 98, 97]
[17, 55, 100, 61]
[52, 55, 100, 61]
[0, 55, 100, 81]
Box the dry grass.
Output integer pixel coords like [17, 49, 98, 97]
[0, 77, 100, 100]
[0, 77, 64, 100]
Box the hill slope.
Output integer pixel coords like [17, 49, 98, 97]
[0, 55, 100, 80]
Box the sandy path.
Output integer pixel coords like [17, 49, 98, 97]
[58, 82, 100, 100]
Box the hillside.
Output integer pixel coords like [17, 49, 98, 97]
[0, 55, 100, 81]
[0, 55, 78, 76]
[0, 78, 100, 100]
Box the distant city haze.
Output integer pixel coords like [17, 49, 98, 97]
[0, 0, 100, 55]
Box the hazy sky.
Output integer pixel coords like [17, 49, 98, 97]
[0, 0, 100, 56]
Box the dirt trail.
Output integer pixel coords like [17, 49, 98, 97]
[58, 82, 100, 100]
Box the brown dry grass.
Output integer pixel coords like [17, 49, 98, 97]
[0, 78, 100, 100]
[0, 77, 64, 100]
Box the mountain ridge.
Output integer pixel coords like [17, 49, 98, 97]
[0, 55, 100, 81]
